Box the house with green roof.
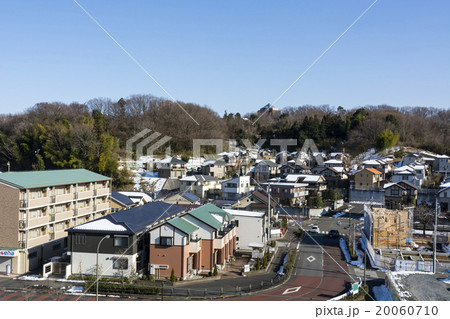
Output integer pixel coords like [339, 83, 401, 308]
[148, 203, 237, 279]
[0, 169, 111, 275]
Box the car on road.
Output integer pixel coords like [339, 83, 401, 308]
[310, 225, 319, 233]
[328, 230, 340, 238]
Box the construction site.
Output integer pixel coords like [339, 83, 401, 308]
[363, 206, 450, 272]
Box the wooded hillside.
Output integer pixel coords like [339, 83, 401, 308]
[0, 94, 448, 185]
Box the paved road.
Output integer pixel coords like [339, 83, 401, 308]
[230, 229, 351, 301]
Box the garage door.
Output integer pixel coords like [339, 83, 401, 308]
[0, 257, 11, 273]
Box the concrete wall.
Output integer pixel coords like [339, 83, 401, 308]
[0, 183, 20, 249]
[71, 251, 137, 277]
[350, 189, 385, 204]
[232, 215, 266, 251]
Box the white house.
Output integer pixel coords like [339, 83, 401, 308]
[222, 175, 254, 200]
[224, 209, 267, 253]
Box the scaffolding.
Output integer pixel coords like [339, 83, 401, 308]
[372, 208, 411, 249]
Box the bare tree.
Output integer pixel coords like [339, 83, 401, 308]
[414, 205, 435, 237]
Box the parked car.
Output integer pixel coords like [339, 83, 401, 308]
[328, 230, 340, 238]
[310, 225, 319, 233]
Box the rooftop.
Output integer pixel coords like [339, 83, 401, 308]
[0, 169, 110, 189]
[69, 201, 185, 235]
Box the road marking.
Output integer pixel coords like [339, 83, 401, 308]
[307, 256, 316, 263]
[282, 286, 302, 295]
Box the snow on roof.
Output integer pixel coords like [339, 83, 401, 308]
[180, 175, 197, 181]
[119, 191, 153, 203]
[383, 182, 397, 189]
[285, 174, 322, 183]
[266, 182, 308, 187]
[324, 159, 342, 164]
[73, 219, 127, 232]
[223, 209, 265, 218]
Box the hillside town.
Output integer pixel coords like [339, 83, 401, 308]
[0, 144, 449, 301]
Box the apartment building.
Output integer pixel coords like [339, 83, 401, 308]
[0, 169, 111, 274]
[265, 182, 308, 206]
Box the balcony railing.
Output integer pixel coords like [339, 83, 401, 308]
[189, 238, 202, 253]
[19, 220, 27, 229]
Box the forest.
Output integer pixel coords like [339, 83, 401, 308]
[0, 94, 449, 186]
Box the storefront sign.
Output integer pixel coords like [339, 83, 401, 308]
[0, 250, 17, 257]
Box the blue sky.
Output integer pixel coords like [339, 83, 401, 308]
[1, 0, 449, 116]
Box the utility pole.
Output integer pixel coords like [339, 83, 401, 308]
[433, 195, 439, 274]
[267, 183, 271, 242]
[363, 234, 367, 285]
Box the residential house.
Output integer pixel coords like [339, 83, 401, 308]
[354, 168, 383, 190]
[258, 149, 273, 161]
[433, 155, 450, 175]
[200, 159, 226, 179]
[110, 191, 136, 213]
[163, 192, 200, 205]
[67, 201, 185, 278]
[363, 159, 391, 178]
[148, 203, 236, 278]
[116, 191, 153, 206]
[223, 209, 267, 253]
[222, 175, 254, 200]
[320, 167, 349, 190]
[284, 174, 327, 196]
[438, 186, 449, 213]
[253, 160, 279, 182]
[264, 182, 308, 206]
[0, 169, 111, 275]
[179, 174, 221, 199]
[280, 162, 311, 177]
[231, 189, 278, 215]
[392, 165, 423, 188]
[323, 159, 343, 168]
[157, 157, 187, 179]
[403, 153, 423, 166]
[384, 181, 418, 209]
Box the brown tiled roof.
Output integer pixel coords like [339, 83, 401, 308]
[365, 168, 382, 175]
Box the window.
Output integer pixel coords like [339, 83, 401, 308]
[391, 188, 399, 196]
[113, 258, 128, 270]
[114, 236, 128, 248]
[160, 237, 173, 246]
[75, 234, 86, 245]
[52, 243, 62, 251]
[29, 228, 41, 239]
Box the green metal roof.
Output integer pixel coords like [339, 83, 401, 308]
[0, 169, 111, 189]
[187, 203, 234, 230]
[168, 217, 199, 234]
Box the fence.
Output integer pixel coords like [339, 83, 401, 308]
[90, 273, 289, 300]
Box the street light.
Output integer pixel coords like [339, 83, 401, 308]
[96, 234, 110, 301]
